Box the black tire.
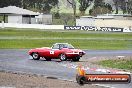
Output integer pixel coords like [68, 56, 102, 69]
[59, 53, 67, 61]
[32, 52, 40, 60]
[76, 75, 86, 85]
[72, 56, 80, 62]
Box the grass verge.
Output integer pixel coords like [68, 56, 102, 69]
[0, 39, 130, 49]
[0, 28, 132, 39]
[0, 28, 132, 49]
[98, 59, 132, 71]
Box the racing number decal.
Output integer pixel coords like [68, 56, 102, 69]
[50, 51, 54, 54]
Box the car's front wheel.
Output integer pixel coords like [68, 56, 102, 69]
[59, 53, 67, 61]
[32, 52, 40, 60]
[72, 56, 80, 62]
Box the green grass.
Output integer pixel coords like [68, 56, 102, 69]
[98, 59, 132, 71]
[0, 28, 131, 39]
[0, 39, 129, 49]
[0, 28, 132, 49]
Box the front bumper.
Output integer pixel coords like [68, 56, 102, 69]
[66, 52, 85, 57]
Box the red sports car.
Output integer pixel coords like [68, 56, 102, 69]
[28, 43, 85, 61]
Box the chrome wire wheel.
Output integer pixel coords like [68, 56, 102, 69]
[32, 52, 40, 60]
[59, 53, 67, 61]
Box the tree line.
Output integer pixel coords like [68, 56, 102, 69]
[0, 0, 58, 13]
[0, 0, 131, 15]
[78, 0, 132, 15]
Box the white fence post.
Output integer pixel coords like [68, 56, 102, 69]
[2, 21, 5, 28]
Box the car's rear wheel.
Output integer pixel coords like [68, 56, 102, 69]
[45, 57, 51, 61]
[72, 56, 80, 62]
[59, 53, 67, 61]
[32, 52, 40, 60]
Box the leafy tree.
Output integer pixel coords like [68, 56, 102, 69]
[40, 0, 59, 13]
[89, 0, 112, 16]
[0, 0, 58, 13]
[78, 0, 93, 15]
[94, 0, 104, 7]
[24, 0, 58, 13]
[113, 0, 129, 14]
[128, 0, 132, 14]
[67, 0, 76, 25]
[0, 0, 21, 8]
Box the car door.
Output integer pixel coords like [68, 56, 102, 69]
[38, 48, 51, 58]
[49, 49, 60, 58]
[49, 44, 64, 58]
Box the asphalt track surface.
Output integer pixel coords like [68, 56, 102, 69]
[0, 49, 132, 88]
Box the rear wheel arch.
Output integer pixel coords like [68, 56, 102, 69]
[31, 52, 38, 55]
